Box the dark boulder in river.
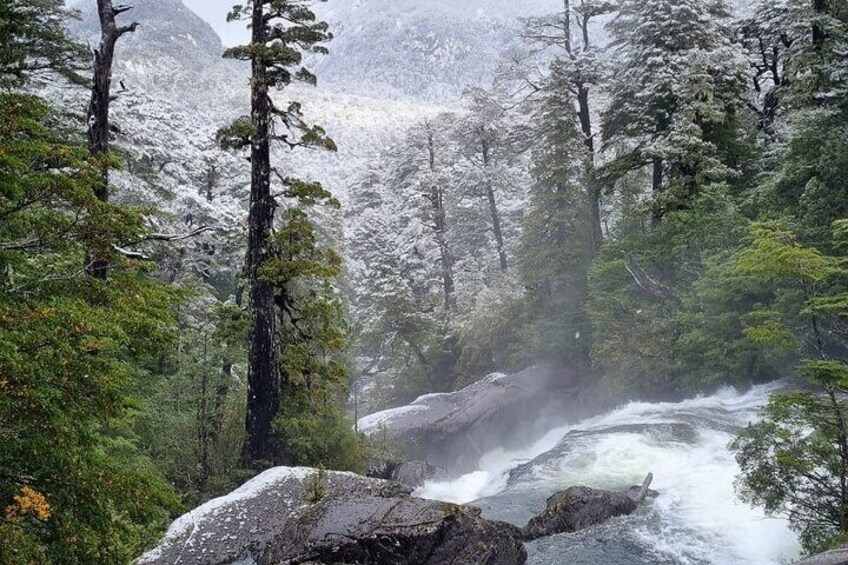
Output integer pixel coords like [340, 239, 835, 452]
[137, 466, 526, 565]
[523, 474, 656, 541]
[357, 363, 589, 472]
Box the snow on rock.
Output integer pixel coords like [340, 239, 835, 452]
[357, 404, 430, 433]
[356, 364, 584, 473]
[137, 465, 528, 565]
[137, 466, 410, 565]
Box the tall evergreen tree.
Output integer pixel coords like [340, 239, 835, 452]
[520, 62, 594, 363]
[524, 0, 613, 249]
[219, 0, 336, 466]
[602, 0, 748, 222]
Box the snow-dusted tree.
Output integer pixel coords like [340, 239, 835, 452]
[522, 0, 613, 249]
[760, 0, 848, 244]
[452, 88, 526, 274]
[218, 0, 337, 465]
[601, 0, 748, 223]
[387, 118, 460, 313]
[520, 62, 594, 363]
[738, 0, 793, 133]
[0, 0, 88, 87]
[347, 139, 462, 402]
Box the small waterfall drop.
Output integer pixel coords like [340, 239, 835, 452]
[418, 382, 802, 564]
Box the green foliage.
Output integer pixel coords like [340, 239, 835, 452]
[731, 366, 848, 552]
[587, 183, 756, 395]
[0, 93, 183, 562]
[302, 467, 328, 504]
[0, 0, 88, 87]
[456, 281, 536, 382]
[730, 222, 848, 553]
[519, 62, 594, 366]
[259, 207, 364, 471]
[222, 0, 335, 153]
[132, 296, 250, 507]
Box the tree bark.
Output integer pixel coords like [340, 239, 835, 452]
[243, 0, 280, 466]
[481, 137, 508, 272]
[198, 328, 211, 492]
[651, 158, 664, 225]
[564, 1, 602, 251]
[813, 0, 828, 49]
[86, 0, 138, 279]
[426, 126, 456, 311]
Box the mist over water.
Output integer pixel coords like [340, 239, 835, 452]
[418, 383, 802, 565]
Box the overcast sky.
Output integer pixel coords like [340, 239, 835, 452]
[182, 0, 247, 46]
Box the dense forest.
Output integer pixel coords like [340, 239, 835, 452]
[1, 0, 848, 563]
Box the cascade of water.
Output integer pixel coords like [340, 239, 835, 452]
[418, 382, 802, 565]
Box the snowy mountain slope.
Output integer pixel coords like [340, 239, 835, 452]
[61, 0, 527, 225]
[55, 0, 756, 269]
[312, 0, 563, 101]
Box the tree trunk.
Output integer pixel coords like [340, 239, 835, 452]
[813, 0, 828, 48]
[243, 1, 279, 466]
[577, 84, 602, 251]
[86, 0, 138, 279]
[426, 126, 455, 311]
[486, 183, 508, 272]
[481, 140, 508, 271]
[651, 158, 664, 225]
[564, 0, 602, 252]
[209, 359, 231, 453]
[197, 328, 211, 492]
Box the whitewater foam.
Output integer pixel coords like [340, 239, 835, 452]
[417, 382, 801, 565]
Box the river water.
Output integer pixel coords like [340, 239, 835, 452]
[417, 382, 802, 564]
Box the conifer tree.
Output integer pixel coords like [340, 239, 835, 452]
[520, 62, 594, 363]
[218, 0, 337, 466]
[0, 0, 88, 87]
[0, 5, 182, 560]
[602, 0, 748, 222]
[523, 0, 613, 249]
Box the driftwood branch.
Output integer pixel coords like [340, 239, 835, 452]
[634, 472, 654, 503]
[623, 252, 679, 303]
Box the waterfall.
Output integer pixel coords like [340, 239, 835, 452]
[418, 382, 802, 565]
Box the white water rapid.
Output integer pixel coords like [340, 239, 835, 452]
[417, 382, 803, 565]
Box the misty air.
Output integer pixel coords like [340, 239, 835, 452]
[1, 0, 847, 564]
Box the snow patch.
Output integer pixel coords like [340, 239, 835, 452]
[357, 404, 429, 433]
[412, 392, 451, 403]
[137, 467, 316, 563]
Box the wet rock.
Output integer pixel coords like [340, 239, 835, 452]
[137, 466, 525, 565]
[356, 363, 590, 472]
[390, 460, 448, 489]
[523, 476, 655, 541]
[265, 497, 526, 565]
[795, 546, 848, 565]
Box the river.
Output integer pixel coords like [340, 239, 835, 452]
[417, 382, 802, 564]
